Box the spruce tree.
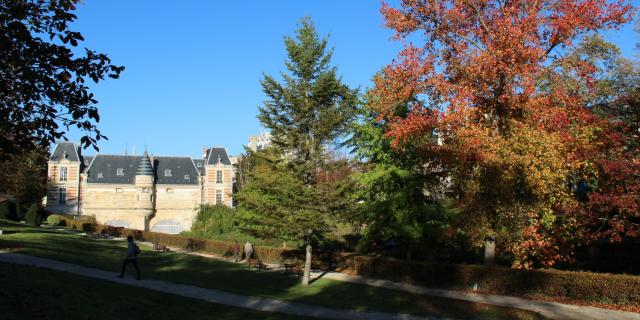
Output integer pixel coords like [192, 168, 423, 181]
[240, 17, 358, 285]
[258, 17, 358, 184]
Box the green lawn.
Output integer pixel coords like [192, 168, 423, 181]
[0, 262, 315, 320]
[0, 220, 549, 320]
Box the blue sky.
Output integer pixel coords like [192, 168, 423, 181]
[64, 0, 639, 158]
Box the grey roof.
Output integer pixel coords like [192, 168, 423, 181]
[206, 147, 231, 165]
[50, 142, 80, 161]
[153, 156, 199, 185]
[136, 151, 154, 176]
[193, 159, 205, 175]
[86, 155, 139, 184]
[81, 156, 94, 173]
[86, 154, 198, 185]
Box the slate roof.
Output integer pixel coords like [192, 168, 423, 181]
[192, 159, 205, 175]
[206, 147, 231, 165]
[50, 142, 80, 162]
[86, 155, 198, 185]
[153, 156, 199, 185]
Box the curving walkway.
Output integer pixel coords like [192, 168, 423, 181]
[0, 252, 444, 320]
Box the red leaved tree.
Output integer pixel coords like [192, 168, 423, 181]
[372, 0, 635, 268]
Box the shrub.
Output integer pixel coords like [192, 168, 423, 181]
[24, 204, 42, 226]
[190, 204, 239, 237]
[340, 255, 640, 307]
[57, 215, 95, 230]
[0, 201, 18, 221]
[46, 215, 61, 226]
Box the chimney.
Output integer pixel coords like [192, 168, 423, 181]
[202, 147, 209, 159]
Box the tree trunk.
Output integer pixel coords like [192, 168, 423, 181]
[282, 240, 287, 249]
[302, 244, 312, 286]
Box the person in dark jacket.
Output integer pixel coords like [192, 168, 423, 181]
[118, 236, 141, 280]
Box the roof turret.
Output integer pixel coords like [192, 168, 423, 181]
[136, 151, 154, 176]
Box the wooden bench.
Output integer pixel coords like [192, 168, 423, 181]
[153, 242, 169, 252]
[246, 258, 268, 270]
[283, 263, 304, 276]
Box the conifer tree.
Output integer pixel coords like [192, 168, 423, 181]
[240, 17, 358, 285]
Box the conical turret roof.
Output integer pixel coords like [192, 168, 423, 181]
[136, 150, 154, 176]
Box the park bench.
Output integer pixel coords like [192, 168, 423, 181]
[283, 262, 304, 277]
[153, 242, 169, 252]
[246, 258, 268, 270]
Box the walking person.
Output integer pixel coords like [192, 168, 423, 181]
[118, 236, 141, 280]
[244, 241, 253, 260]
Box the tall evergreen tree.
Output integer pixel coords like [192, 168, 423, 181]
[257, 17, 358, 184]
[239, 17, 358, 285]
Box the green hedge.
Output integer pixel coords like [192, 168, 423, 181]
[339, 255, 640, 307]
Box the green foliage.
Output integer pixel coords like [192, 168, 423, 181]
[0, 0, 124, 155]
[236, 150, 328, 244]
[347, 105, 455, 255]
[191, 204, 238, 236]
[0, 147, 48, 208]
[258, 17, 358, 184]
[24, 203, 42, 226]
[0, 200, 17, 221]
[46, 214, 61, 226]
[239, 17, 359, 247]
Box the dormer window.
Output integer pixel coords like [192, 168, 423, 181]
[165, 169, 172, 177]
[116, 168, 124, 176]
[63, 151, 68, 159]
[197, 162, 202, 168]
[97, 173, 103, 179]
[184, 174, 190, 180]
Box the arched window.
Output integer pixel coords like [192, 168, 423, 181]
[151, 219, 183, 234]
[105, 220, 131, 228]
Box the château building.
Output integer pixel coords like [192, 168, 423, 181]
[46, 142, 234, 234]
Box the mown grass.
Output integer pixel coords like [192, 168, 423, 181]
[0, 220, 550, 320]
[0, 262, 315, 320]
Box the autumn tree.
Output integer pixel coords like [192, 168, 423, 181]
[1, 0, 124, 157]
[372, 0, 634, 268]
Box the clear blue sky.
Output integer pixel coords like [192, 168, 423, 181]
[64, 0, 639, 158]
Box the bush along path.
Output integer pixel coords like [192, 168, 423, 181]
[0, 251, 438, 320]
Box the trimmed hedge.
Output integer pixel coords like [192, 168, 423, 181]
[339, 255, 640, 307]
[46, 215, 63, 226]
[25, 204, 43, 226]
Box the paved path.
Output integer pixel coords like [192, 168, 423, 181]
[0, 252, 443, 320]
[134, 241, 640, 320]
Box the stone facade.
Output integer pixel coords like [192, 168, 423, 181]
[46, 142, 234, 234]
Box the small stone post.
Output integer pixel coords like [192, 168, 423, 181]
[483, 237, 495, 266]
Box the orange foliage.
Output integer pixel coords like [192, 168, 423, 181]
[374, 0, 635, 267]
